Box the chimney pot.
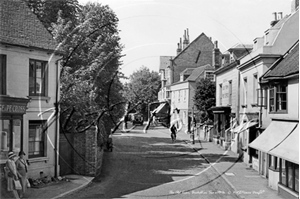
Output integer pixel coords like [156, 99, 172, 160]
[278, 12, 283, 20]
[214, 41, 218, 48]
[273, 12, 277, 21]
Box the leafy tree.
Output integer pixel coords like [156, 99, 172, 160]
[24, 0, 81, 31]
[123, 66, 161, 118]
[193, 78, 216, 122]
[49, 2, 125, 137]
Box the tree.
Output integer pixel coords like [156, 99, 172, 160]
[48, 2, 125, 138]
[123, 66, 161, 118]
[24, 0, 81, 31]
[193, 78, 216, 122]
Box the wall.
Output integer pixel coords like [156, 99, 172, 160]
[215, 66, 239, 114]
[73, 127, 104, 176]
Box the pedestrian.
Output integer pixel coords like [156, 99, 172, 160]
[5, 151, 20, 199]
[15, 151, 29, 198]
[170, 124, 177, 143]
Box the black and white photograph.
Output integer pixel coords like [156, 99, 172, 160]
[0, 0, 299, 198]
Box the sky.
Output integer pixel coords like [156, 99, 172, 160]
[77, 0, 292, 79]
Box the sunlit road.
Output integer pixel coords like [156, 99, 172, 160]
[65, 125, 239, 199]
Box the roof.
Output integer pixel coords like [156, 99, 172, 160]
[185, 64, 214, 81]
[228, 44, 253, 50]
[173, 32, 212, 60]
[180, 68, 194, 76]
[0, 0, 58, 51]
[262, 42, 299, 80]
[159, 56, 173, 71]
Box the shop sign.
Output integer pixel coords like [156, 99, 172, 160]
[0, 104, 27, 114]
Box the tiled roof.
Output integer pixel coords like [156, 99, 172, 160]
[0, 0, 58, 51]
[159, 56, 173, 70]
[180, 68, 194, 75]
[185, 64, 214, 81]
[262, 42, 299, 79]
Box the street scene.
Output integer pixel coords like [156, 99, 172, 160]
[0, 0, 299, 199]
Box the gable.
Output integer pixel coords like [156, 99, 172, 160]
[0, 0, 58, 51]
[172, 33, 214, 83]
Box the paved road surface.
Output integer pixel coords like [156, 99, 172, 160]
[65, 126, 240, 199]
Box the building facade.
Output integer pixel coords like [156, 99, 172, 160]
[0, 0, 61, 179]
[249, 41, 299, 199]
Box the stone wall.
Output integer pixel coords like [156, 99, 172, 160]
[73, 126, 104, 176]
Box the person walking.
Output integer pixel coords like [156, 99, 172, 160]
[15, 151, 29, 198]
[170, 124, 177, 143]
[5, 151, 20, 199]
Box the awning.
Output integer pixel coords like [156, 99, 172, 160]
[231, 121, 258, 133]
[153, 103, 168, 116]
[269, 125, 299, 164]
[249, 121, 298, 153]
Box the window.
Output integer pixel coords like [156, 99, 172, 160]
[219, 84, 222, 106]
[253, 74, 258, 104]
[184, 90, 186, 102]
[205, 71, 215, 81]
[29, 59, 48, 96]
[269, 155, 279, 170]
[177, 91, 180, 103]
[280, 159, 299, 192]
[0, 54, 7, 95]
[243, 78, 247, 105]
[29, 120, 47, 158]
[228, 81, 232, 105]
[0, 119, 22, 161]
[269, 84, 287, 112]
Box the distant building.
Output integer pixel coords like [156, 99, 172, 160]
[0, 0, 62, 178]
[212, 44, 253, 150]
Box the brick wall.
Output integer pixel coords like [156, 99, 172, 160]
[73, 126, 104, 176]
[173, 33, 214, 83]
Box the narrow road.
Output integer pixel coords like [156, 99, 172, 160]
[65, 125, 240, 199]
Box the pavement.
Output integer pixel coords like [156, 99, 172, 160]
[172, 126, 284, 199]
[3, 124, 283, 199]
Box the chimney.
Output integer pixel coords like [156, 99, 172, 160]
[277, 12, 283, 20]
[270, 12, 279, 26]
[177, 38, 182, 55]
[291, 0, 299, 13]
[186, 28, 190, 44]
[183, 29, 189, 49]
[212, 40, 221, 70]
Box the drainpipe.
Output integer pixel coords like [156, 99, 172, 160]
[54, 58, 62, 178]
[237, 70, 240, 125]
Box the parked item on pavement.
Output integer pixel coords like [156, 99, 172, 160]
[129, 113, 144, 125]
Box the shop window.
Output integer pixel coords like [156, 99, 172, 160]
[269, 84, 287, 113]
[0, 54, 6, 95]
[280, 159, 299, 192]
[0, 119, 22, 161]
[268, 155, 279, 170]
[29, 59, 48, 96]
[29, 120, 47, 158]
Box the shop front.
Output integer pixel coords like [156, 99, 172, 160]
[0, 95, 29, 164]
[249, 120, 298, 198]
[210, 106, 231, 150]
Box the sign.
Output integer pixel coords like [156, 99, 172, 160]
[0, 104, 27, 114]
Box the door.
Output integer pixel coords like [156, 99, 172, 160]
[59, 133, 74, 175]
